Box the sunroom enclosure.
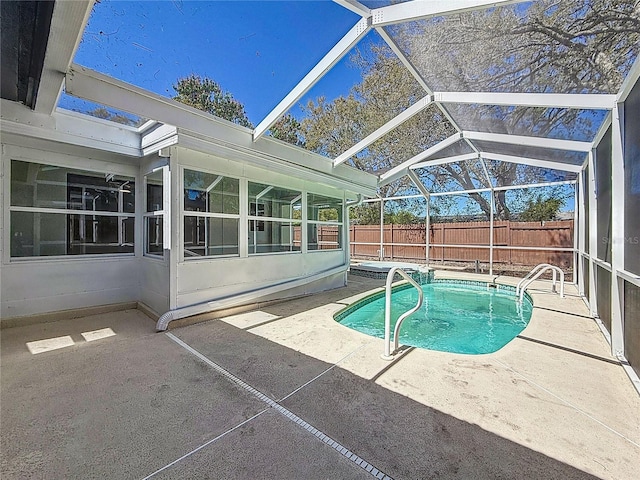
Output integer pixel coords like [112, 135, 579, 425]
[0, 0, 639, 390]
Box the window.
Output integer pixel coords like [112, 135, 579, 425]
[144, 168, 165, 257]
[10, 160, 135, 257]
[183, 169, 239, 257]
[248, 182, 301, 254]
[307, 193, 343, 251]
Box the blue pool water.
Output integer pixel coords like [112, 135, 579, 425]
[336, 281, 533, 354]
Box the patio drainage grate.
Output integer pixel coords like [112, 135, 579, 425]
[162, 332, 393, 480]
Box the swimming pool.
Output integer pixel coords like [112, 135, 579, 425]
[335, 280, 533, 355]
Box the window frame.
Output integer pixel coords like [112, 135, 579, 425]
[306, 192, 344, 252]
[247, 181, 302, 256]
[181, 167, 241, 260]
[8, 158, 136, 260]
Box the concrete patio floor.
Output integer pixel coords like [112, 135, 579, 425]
[1, 272, 639, 479]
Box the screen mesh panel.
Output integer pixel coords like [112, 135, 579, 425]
[596, 266, 611, 334]
[595, 126, 612, 262]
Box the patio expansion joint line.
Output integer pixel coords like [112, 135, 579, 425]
[163, 332, 394, 480]
[493, 358, 640, 450]
[141, 409, 269, 480]
[278, 340, 373, 402]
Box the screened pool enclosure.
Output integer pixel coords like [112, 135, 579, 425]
[1, 0, 639, 383]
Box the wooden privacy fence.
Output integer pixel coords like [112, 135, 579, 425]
[347, 220, 574, 267]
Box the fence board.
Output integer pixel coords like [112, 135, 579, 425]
[349, 220, 574, 267]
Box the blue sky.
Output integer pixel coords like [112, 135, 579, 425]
[62, 0, 377, 124]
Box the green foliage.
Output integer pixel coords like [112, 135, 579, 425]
[270, 114, 305, 147]
[86, 107, 137, 126]
[349, 203, 380, 225]
[173, 74, 253, 128]
[520, 195, 564, 222]
[301, 1, 637, 218]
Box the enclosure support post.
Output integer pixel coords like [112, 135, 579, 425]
[587, 150, 598, 316]
[425, 194, 430, 266]
[408, 170, 431, 266]
[610, 103, 625, 357]
[379, 196, 384, 261]
[489, 189, 495, 276]
[577, 167, 586, 294]
[573, 183, 579, 285]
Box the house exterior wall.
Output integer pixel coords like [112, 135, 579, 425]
[171, 146, 349, 311]
[1, 142, 142, 319]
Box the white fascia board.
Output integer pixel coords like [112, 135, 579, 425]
[462, 130, 593, 152]
[379, 133, 462, 186]
[617, 55, 640, 103]
[175, 133, 378, 197]
[332, 0, 371, 16]
[480, 151, 583, 173]
[410, 153, 479, 170]
[65, 65, 377, 188]
[66, 64, 254, 144]
[253, 17, 371, 141]
[1, 99, 141, 157]
[371, 0, 529, 27]
[34, 1, 94, 114]
[333, 94, 433, 166]
[141, 124, 179, 156]
[434, 92, 616, 110]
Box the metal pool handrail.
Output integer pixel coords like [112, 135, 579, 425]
[516, 263, 565, 303]
[381, 267, 424, 360]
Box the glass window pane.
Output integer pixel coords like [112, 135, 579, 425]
[308, 224, 342, 251]
[307, 193, 343, 223]
[183, 216, 238, 257]
[146, 170, 163, 213]
[11, 160, 135, 212]
[183, 170, 239, 215]
[11, 211, 134, 257]
[145, 216, 163, 256]
[248, 221, 301, 254]
[248, 182, 302, 220]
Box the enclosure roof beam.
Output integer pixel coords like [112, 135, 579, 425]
[332, 0, 371, 17]
[379, 133, 462, 186]
[463, 131, 593, 152]
[375, 27, 432, 93]
[433, 92, 616, 110]
[253, 17, 371, 141]
[34, 0, 93, 114]
[591, 111, 613, 151]
[333, 94, 433, 167]
[480, 152, 583, 173]
[410, 153, 479, 170]
[371, 0, 530, 27]
[617, 55, 640, 103]
[407, 169, 431, 198]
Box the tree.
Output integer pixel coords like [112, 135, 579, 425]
[173, 74, 253, 128]
[520, 195, 565, 222]
[301, 1, 638, 219]
[269, 114, 306, 147]
[86, 107, 137, 126]
[302, 46, 455, 198]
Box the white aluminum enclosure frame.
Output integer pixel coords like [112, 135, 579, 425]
[2, 0, 639, 387]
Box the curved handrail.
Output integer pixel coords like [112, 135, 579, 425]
[516, 263, 557, 296]
[381, 267, 424, 360]
[518, 265, 565, 303]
